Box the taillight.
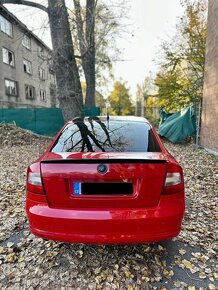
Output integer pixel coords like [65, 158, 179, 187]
[165, 172, 181, 186]
[26, 163, 44, 194]
[162, 163, 184, 195]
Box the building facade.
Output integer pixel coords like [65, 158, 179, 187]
[0, 5, 57, 108]
[200, 0, 218, 153]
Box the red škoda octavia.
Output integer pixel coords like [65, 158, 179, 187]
[26, 116, 185, 244]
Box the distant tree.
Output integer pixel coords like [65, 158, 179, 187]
[136, 73, 157, 115]
[155, 0, 207, 112]
[109, 81, 134, 116]
[136, 74, 156, 101]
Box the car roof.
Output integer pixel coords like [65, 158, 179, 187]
[69, 116, 151, 125]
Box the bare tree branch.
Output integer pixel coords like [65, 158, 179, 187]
[0, 0, 48, 13]
[73, 0, 86, 54]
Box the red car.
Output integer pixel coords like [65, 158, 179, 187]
[26, 116, 185, 244]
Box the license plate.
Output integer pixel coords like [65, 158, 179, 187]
[72, 182, 133, 195]
[73, 182, 81, 195]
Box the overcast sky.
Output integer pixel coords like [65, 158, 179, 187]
[4, 0, 184, 97]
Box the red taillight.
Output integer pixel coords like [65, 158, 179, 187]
[162, 163, 184, 195]
[27, 163, 44, 194]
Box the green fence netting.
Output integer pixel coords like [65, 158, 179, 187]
[158, 106, 196, 143]
[0, 108, 64, 136]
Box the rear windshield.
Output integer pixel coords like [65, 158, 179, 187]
[51, 118, 161, 153]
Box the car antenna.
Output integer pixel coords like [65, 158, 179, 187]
[106, 101, 110, 129]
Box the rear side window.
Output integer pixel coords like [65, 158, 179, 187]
[51, 118, 161, 153]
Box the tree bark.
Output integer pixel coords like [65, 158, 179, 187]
[48, 0, 83, 121]
[84, 0, 96, 107]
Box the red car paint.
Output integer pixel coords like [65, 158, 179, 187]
[26, 116, 185, 244]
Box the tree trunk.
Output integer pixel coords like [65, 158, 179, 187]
[73, 0, 96, 108]
[48, 0, 83, 121]
[84, 0, 96, 107]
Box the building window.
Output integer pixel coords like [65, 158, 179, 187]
[50, 73, 56, 85]
[25, 85, 35, 99]
[2, 48, 15, 67]
[39, 68, 46, 80]
[40, 89, 46, 102]
[38, 46, 45, 59]
[22, 35, 31, 50]
[50, 87, 57, 107]
[49, 60, 55, 74]
[5, 79, 18, 96]
[23, 59, 32, 74]
[0, 15, 12, 37]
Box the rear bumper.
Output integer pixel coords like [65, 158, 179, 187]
[26, 191, 185, 244]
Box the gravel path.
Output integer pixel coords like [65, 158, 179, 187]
[0, 125, 217, 290]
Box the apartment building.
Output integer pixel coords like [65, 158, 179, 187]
[0, 5, 57, 108]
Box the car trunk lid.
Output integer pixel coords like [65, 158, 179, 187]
[40, 152, 167, 208]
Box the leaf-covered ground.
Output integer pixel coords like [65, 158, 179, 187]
[0, 124, 217, 290]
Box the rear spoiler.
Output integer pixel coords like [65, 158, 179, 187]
[41, 159, 167, 164]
